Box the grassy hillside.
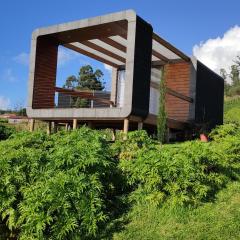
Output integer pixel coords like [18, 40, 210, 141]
[224, 96, 240, 123]
[114, 181, 240, 240]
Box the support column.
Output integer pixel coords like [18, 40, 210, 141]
[47, 121, 52, 135]
[73, 119, 78, 130]
[123, 118, 129, 140]
[65, 123, 69, 131]
[88, 121, 93, 129]
[112, 129, 116, 141]
[110, 68, 118, 106]
[29, 119, 35, 132]
[53, 122, 58, 133]
[138, 122, 143, 130]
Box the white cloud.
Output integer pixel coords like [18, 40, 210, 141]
[58, 47, 79, 66]
[13, 52, 29, 66]
[103, 64, 112, 73]
[2, 68, 17, 82]
[193, 25, 240, 81]
[0, 96, 10, 110]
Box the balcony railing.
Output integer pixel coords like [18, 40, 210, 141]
[55, 87, 114, 108]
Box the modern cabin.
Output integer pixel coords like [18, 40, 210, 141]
[27, 10, 224, 137]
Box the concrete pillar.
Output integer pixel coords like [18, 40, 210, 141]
[65, 123, 69, 131]
[47, 121, 52, 135]
[88, 121, 93, 129]
[110, 68, 118, 106]
[73, 119, 78, 130]
[123, 118, 129, 140]
[53, 122, 58, 133]
[29, 119, 35, 132]
[138, 122, 143, 130]
[112, 129, 116, 141]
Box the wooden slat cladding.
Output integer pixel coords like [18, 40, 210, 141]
[165, 62, 191, 121]
[32, 38, 58, 109]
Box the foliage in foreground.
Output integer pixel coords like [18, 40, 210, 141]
[0, 128, 120, 239]
[0, 124, 15, 140]
[1, 124, 240, 239]
[114, 124, 240, 206]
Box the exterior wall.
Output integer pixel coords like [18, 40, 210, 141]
[165, 62, 191, 121]
[32, 37, 58, 109]
[195, 61, 224, 128]
[130, 16, 153, 117]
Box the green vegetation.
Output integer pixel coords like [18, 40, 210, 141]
[0, 124, 15, 140]
[1, 122, 240, 239]
[221, 55, 240, 96]
[157, 67, 167, 143]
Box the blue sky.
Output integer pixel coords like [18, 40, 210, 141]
[0, 0, 240, 109]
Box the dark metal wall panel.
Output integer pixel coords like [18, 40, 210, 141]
[195, 61, 224, 128]
[131, 16, 153, 117]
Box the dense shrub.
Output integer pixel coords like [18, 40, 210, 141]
[115, 126, 240, 206]
[0, 128, 119, 239]
[0, 124, 15, 140]
[1, 124, 240, 238]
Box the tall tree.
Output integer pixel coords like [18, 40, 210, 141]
[220, 68, 230, 95]
[63, 65, 105, 91]
[62, 65, 105, 107]
[230, 65, 240, 86]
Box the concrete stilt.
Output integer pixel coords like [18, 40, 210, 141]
[112, 129, 116, 141]
[73, 119, 78, 130]
[47, 121, 52, 135]
[138, 122, 143, 130]
[29, 119, 35, 132]
[53, 122, 58, 133]
[123, 118, 129, 140]
[65, 123, 69, 131]
[88, 121, 93, 129]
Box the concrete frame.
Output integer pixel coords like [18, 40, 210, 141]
[27, 10, 150, 121]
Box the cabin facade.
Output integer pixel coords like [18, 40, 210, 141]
[27, 10, 224, 137]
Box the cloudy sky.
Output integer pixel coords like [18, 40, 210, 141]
[0, 0, 239, 110]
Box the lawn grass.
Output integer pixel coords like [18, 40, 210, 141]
[113, 181, 240, 240]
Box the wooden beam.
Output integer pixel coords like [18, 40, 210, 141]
[63, 43, 120, 68]
[152, 59, 186, 67]
[150, 82, 193, 103]
[80, 40, 126, 63]
[166, 88, 193, 103]
[99, 37, 127, 52]
[152, 50, 169, 62]
[153, 33, 190, 62]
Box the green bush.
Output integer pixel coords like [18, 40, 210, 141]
[0, 124, 15, 140]
[0, 128, 119, 239]
[115, 126, 240, 206]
